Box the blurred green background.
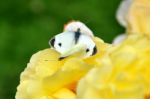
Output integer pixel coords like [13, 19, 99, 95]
[0, 0, 124, 98]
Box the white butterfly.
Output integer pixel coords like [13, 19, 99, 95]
[49, 21, 97, 60]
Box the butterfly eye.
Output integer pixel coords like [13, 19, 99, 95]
[58, 43, 62, 47]
[86, 48, 90, 53]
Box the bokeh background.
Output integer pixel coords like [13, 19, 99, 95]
[0, 0, 124, 98]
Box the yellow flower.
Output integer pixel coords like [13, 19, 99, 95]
[15, 37, 109, 99]
[77, 34, 150, 99]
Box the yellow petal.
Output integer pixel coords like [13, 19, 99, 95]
[127, 0, 150, 36]
[53, 88, 76, 99]
[43, 58, 93, 93]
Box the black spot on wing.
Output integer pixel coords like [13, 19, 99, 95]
[58, 43, 62, 47]
[74, 28, 81, 44]
[50, 37, 55, 47]
[92, 46, 97, 56]
[86, 48, 90, 53]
